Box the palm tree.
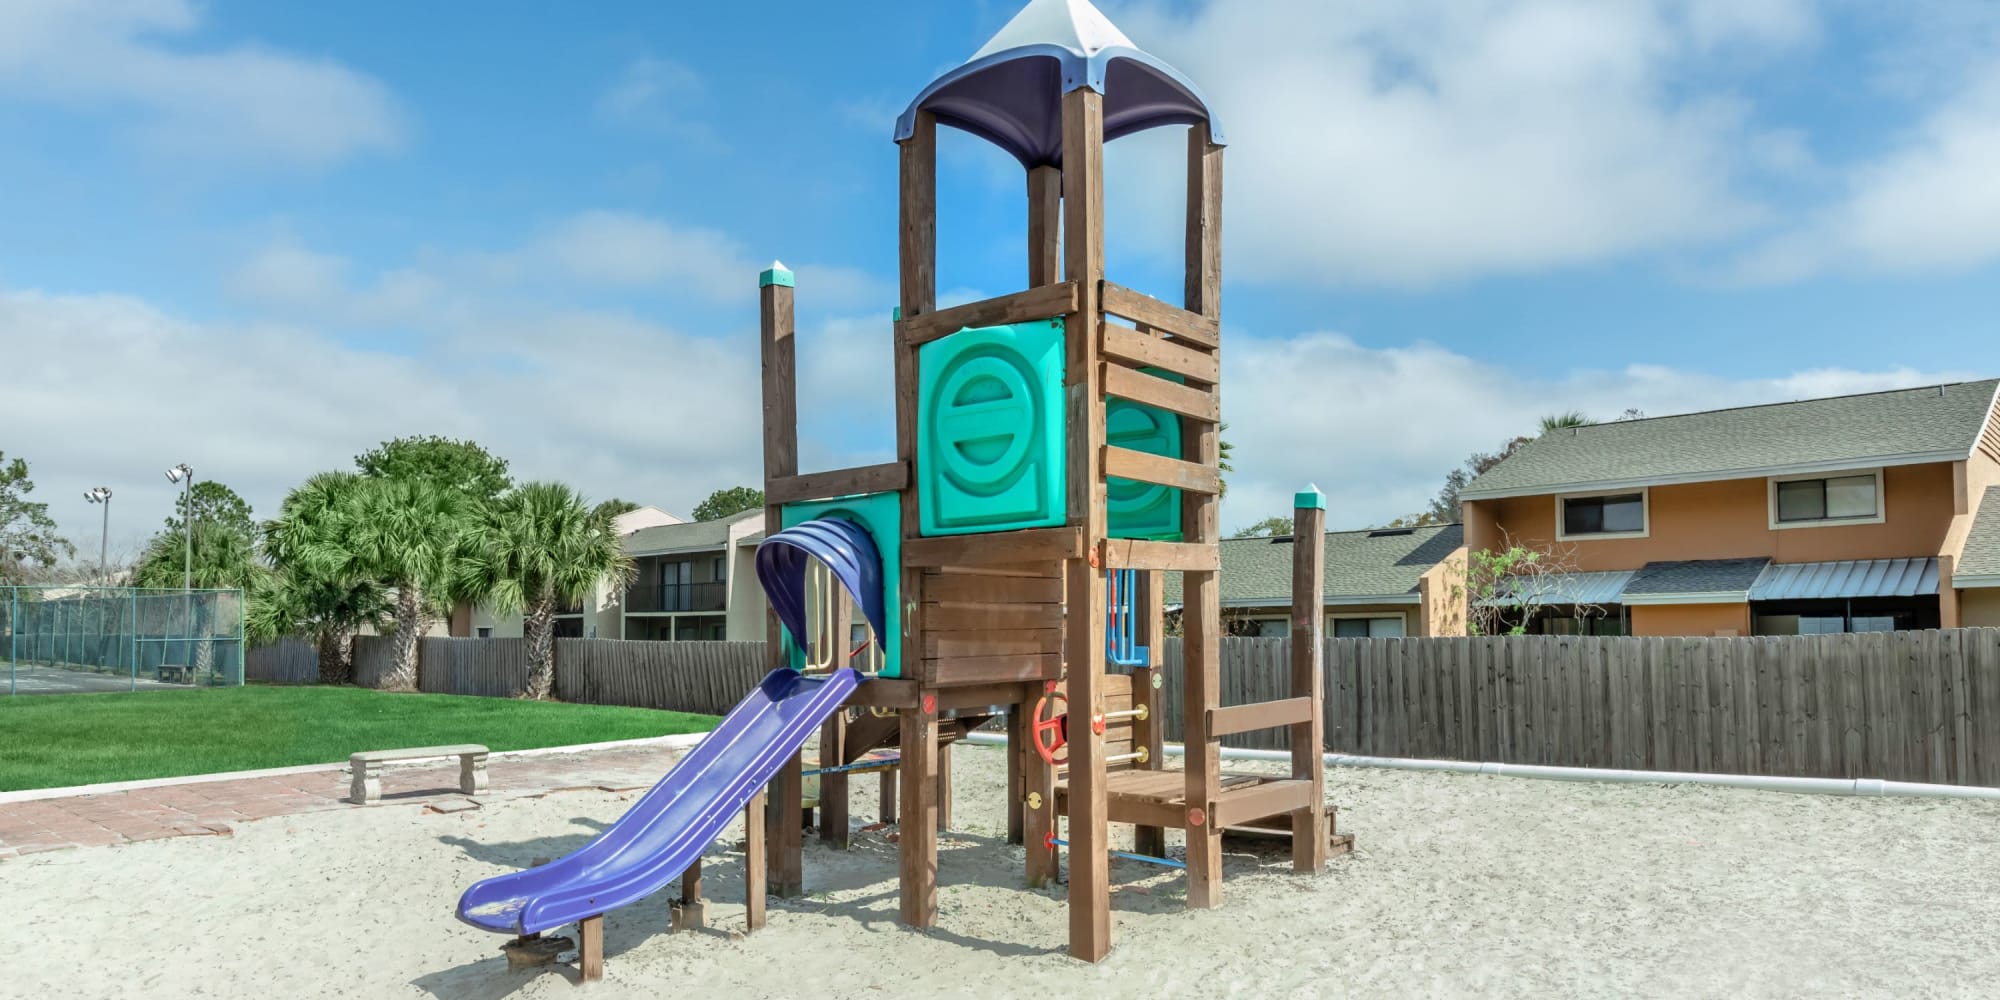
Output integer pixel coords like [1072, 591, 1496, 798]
[341, 476, 476, 691]
[1539, 411, 1596, 434]
[263, 472, 391, 685]
[457, 482, 634, 700]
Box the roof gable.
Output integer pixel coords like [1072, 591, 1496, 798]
[1464, 379, 2000, 500]
[1960, 486, 2000, 582]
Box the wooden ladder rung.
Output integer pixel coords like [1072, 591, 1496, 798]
[1207, 697, 1314, 737]
[1101, 365, 1219, 423]
[1101, 446, 1221, 495]
[1098, 538, 1219, 572]
[1101, 323, 1219, 384]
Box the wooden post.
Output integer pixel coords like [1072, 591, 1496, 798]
[898, 699, 939, 927]
[1061, 85, 1112, 963]
[673, 858, 706, 931]
[744, 791, 767, 931]
[819, 592, 853, 849]
[767, 754, 804, 898]
[760, 261, 798, 668]
[1005, 703, 1027, 845]
[895, 104, 940, 935]
[1028, 164, 1061, 288]
[578, 915, 604, 983]
[1022, 687, 1058, 886]
[1181, 121, 1226, 909]
[936, 740, 953, 831]
[879, 764, 898, 825]
[1290, 488, 1329, 872]
[1131, 665, 1166, 858]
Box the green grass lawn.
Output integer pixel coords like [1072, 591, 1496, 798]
[0, 685, 717, 792]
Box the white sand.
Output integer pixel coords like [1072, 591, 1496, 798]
[4, 745, 1999, 999]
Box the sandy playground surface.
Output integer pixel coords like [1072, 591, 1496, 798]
[3, 743, 1999, 999]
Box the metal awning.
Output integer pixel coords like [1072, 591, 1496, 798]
[1749, 558, 1940, 601]
[1479, 570, 1634, 608]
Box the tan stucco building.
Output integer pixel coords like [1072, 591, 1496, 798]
[1457, 379, 2000, 637]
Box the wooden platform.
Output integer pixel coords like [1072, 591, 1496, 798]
[1053, 769, 1323, 832]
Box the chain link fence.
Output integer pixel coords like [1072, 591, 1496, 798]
[2, 586, 245, 695]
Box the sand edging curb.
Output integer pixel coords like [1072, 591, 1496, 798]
[0, 731, 710, 805]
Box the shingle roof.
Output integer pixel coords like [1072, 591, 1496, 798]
[623, 508, 761, 554]
[1960, 487, 2000, 582]
[1163, 523, 1463, 607]
[1464, 380, 1999, 499]
[1622, 559, 1769, 600]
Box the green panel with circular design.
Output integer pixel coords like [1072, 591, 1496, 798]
[917, 318, 1068, 536]
[1106, 368, 1184, 541]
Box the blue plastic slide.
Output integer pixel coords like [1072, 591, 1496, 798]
[456, 667, 861, 936]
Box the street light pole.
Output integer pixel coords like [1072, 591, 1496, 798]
[84, 487, 113, 577]
[166, 464, 193, 590]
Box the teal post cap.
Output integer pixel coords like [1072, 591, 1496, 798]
[892, 306, 902, 321]
[1294, 483, 1326, 510]
[759, 260, 795, 288]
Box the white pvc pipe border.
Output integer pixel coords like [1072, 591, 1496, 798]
[959, 732, 2000, 801]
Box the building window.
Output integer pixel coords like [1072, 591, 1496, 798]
[1770, 470, 1883, 528]
[475, 626, 493, 638]
[1752, 596, 1937, 635]
[1330, 614, 1406, 638]
[713, 556, 728, 581]
[1557, 490, 1648, 539]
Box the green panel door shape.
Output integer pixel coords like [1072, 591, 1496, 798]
[917, 319, 1067, 536]
[1106, 368, 1184, 540]
[780, 491, 903, 678]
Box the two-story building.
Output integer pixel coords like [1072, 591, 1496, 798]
[454, 505, 771, 641]
[1457, 379, 2000, 637]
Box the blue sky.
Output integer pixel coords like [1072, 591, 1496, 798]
[5, 0, 1999, 556]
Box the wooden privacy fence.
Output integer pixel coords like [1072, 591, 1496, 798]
[244, 638, 317, 684]
[1159, 630, 2000, 787]
[245, 635, 768, 716]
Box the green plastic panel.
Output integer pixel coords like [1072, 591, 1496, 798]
[780, 492, 903, 678]
[916, 318, 1068, 536]
[1106, 368, 1185, 541]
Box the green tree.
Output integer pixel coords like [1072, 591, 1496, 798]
[1539, 410, 1596, 433]
[1218, 423, 1234, 498]
[593, 497, 642, 520]
[0, 453, 73, 583]
[341, 476, 476, 691]
[162, 480, 255, 538]
[261, 472, 392, 684]
[1232, 515, 1293, 538]
[356, 435, 512, 502]
[133, 520, 271, 680]
[691, 486, 764, 521]
[458, 483, 635, 699]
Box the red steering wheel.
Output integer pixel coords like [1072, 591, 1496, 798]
[1031, 692, 1069, 766]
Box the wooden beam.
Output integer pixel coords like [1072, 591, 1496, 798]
[902, 526, 1083, 568]
[1101, 323, 1220, 384]
[1291, 490, 1329, 872]
[766, 462, 907, 507]
[898, 699, 939, 928]
[921, 573, 1061, 604]
[922, 653, 1062, 684]
[923, 602, 1061, 631]
[674, 859, 706, 931]
[1099, 538, 1220, 572]
[744, 790, 767, 931]
[896, 108, 935, 695]
[1005, 702, 1027, 846]
[1182, 120, 1225, 911]
[761, 264, 799, 679]
[1102, 280, 1219, 348]
[894, 282, 1080, 348]
[1029, 165, 1061, 287]
[766, 752, 803, 898]
[935, 680, 1037, 711]
[1102, 445, 1221, 495]
[1208, 696, 1315, 737]
[924, 629, 1061, 658]
[936, 742, 953, 832]
[1130, 663, 1167, 858]
[1060, 83, 1113, 965]
[578, 915, 604, 983]
[844, 677, 921, 709]
[1102, 364, 1219, 423]
[1215, 779, 1315, 829]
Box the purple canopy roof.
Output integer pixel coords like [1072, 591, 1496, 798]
[894, 0, 1222, 169]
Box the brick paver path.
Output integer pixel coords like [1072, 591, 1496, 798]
[0, 741, 688, 860]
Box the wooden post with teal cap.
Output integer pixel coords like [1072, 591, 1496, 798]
[756, 259, 801, 910]
[1290, 483, 1329, 870]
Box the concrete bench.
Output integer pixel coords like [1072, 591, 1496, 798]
[349, 744, 489, 804]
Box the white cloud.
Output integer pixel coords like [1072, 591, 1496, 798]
[594, 56, 724, 149]
[1730, 61, 2000, 282]
[1097, 0, 1817, 287]
[1214, 329, 1974, 533]
[0, 0, 405, 167]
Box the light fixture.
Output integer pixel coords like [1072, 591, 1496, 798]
[165, 464, 192, 484]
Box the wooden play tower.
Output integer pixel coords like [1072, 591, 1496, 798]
[750, 0, 1347, 962]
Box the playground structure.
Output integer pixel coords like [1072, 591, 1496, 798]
[456, 0, 1348, 977]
